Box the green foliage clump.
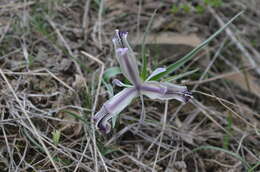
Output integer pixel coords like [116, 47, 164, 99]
[171, 0, 223, 14]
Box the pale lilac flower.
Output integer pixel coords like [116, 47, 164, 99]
[94, 30, 192, 133]
[112, 30, 142, 87]
[93, 87, 138, 133]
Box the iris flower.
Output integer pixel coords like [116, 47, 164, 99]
[93, 30, 192, 133]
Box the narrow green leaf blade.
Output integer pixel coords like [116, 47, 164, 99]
[248, 161, 260, 172]
[141, 9, 157, 80]
[163, 68, 199, 82]
[150, 11, 244, 81]
[192, 145, 250, 169]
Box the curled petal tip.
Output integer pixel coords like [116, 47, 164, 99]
[146, 67, 166, 81]
[112, 79, 132, 88]
[112, 79, 121, 86]
[119, 31, 128, 38]
[98, 123, 111, 134]
[113, 29, 133, 53]
[93, 116, 98, 122]
[115, 29, 128, 36]
[182, 90, 193, 103]
[94, 106, 111, 133]
[141, 81, 192, 103]
[93, 88, 138, 134]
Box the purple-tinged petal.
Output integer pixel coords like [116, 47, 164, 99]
[146, 67, 166, 81]
[161, 82, 193, 102]
[112, 79, 133, 88]
[112, 29, 134, 53]
[112, 29, 123, 49]
[93, 87, 138, 133]
[93, 106, 110, 133]
[112, 30, 141, 86]
[116, 48, 142, 86]
[140, 81, 192, 103]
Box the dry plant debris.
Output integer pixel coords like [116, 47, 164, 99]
[0, 0, 260, 171]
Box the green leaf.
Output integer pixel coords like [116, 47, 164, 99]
[180, 4, 190, 13]
[52, 130, 61, 146]
[171, 4, 180, 14]
[163, 68, 199, 82]
[103, 67, 121, 82]
[195, 5, 205, 14]
[141, 9, 157, 80]
[192, 145, 250, 169]
[248, 161, 260, 172]
[22, 128, 44, 152]
[204, 0, 223, 7]
[111, 113, 118, 129]
[102, 79, 114, 97]
[223, 111, 233, 149]
[150, 11, 244, 81]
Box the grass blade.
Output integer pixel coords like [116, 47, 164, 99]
[150, 11, 244, 81]
[248, 161, 260, 172]
[223, 111, 233, 149]
[140, 9, 157, 80]
[192, 145, 250, 169]
[163, 68, 199, 82]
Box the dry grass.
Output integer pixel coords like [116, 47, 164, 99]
[0, 0, 260, 171]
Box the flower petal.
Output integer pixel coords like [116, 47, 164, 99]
[93, 87, 138, 133]
[112, 29, 134, 53]
[112, 79, 133, 88]
[140, 81, 192, 103]
[146, 67, 166, 81]
[115, 48, 142, 86]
